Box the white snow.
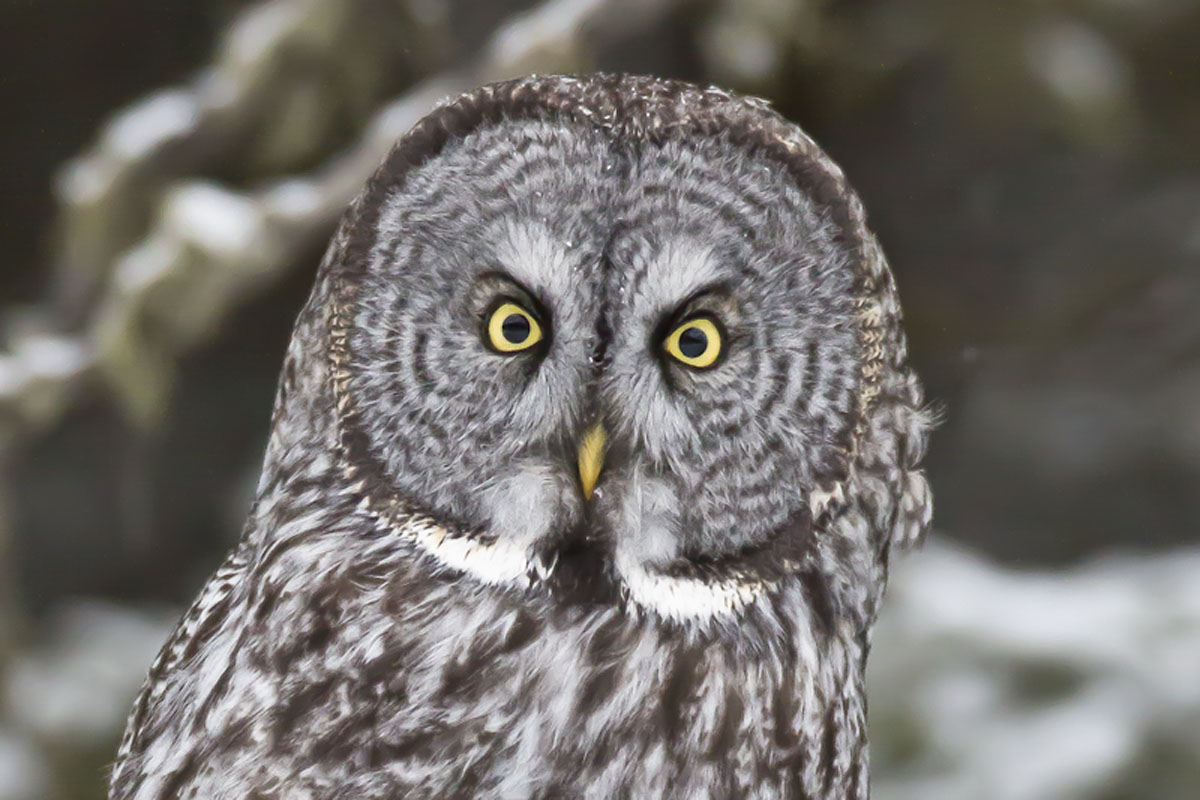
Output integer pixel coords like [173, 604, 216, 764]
[163, 182, 265, 261]
[103, 90, 200, 162]
[871, 540, 1200, 800]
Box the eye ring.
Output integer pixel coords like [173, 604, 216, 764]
[485, 301, 544, 353]
[664, 316, 723, 369]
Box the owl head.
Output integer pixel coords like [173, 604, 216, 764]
[266, 74, 931, 628]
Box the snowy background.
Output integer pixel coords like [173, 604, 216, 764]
[0, 1, 1197, 797]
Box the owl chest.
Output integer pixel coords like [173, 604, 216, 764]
[180, 591, 867, 800]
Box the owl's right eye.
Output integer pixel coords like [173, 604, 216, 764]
[485, 302, 544, 353]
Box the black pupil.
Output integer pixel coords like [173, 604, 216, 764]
[501, 312, 531, 344]
[678, 326, 708, 358]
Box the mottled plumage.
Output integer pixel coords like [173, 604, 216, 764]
[110, 73, 931, 799]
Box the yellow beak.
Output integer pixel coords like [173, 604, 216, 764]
[577, 423, 607, 500]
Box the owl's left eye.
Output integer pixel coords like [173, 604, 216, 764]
[664, 316, 723, 369]
[485, 302, 544, 353]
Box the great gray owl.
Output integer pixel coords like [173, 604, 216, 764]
[109, 73, 931, 799]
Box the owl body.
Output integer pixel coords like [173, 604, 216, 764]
[110, 74, 931, 799]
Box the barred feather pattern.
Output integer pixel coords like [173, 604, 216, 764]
[109, 74, 932, 799]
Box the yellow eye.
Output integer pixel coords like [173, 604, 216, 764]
[664, 316, 723, 369]
[486, 302, 543, 353]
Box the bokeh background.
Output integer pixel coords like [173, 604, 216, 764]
[1, 0, 1198, 797]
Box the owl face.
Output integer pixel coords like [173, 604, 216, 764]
[336, 91, 869, 619]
